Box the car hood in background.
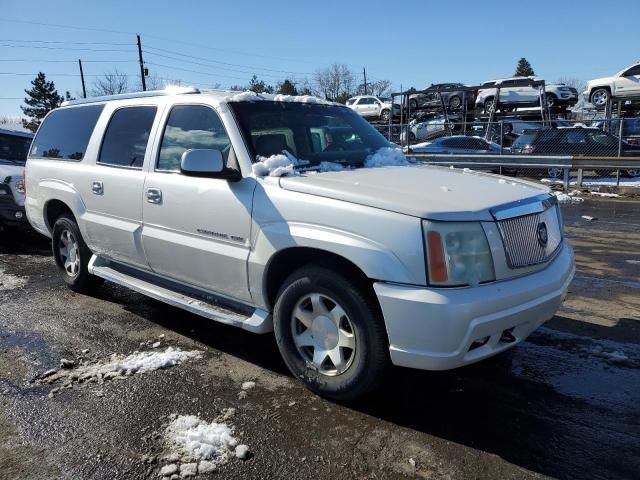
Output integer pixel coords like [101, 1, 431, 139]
[279, 164, 548, 221]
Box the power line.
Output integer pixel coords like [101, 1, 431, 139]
[0, 42, 132, 52]
[145, 44, 312, 76]
[0, 38, 132, 46]
[0, 59, 136, 63]
[0, 72, 103, 77]
[0, 17, 132, 36]
[144, 51, 297, 80]
[145, 62, 254, 82]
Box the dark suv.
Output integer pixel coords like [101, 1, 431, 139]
[512, 127, 640, 177]
[408, 83, 475, 111]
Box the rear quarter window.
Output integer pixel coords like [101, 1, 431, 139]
[29, 104, 104, 160]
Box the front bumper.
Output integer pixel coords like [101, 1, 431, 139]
[374, 242, 575, 370]
[0, 193, 28, 228]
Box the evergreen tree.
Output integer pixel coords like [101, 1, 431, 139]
[21, 72, 64, 132]
[514, 58, 535, 77]
[277, 79, 298, 96]
[248, 75, 274, 94]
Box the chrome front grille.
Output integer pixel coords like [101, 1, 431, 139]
[497, 204, 562, 268]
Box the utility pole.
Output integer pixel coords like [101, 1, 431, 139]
[363, 67, 368, 95]
[137, 34, 147, 91]
[78, 59, 86, 98]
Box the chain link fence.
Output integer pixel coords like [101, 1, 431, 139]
[371, 116, 640, 189]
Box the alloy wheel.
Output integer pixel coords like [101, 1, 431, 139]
[291, 293, 356, 376]
[58, 229, 81, 277]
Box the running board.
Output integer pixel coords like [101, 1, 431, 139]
[88, 255, 272, 334]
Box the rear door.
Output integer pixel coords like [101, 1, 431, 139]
[141, 103, 255, 302]
[79, 104, 160, 269]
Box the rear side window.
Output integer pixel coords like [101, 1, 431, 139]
[29, 104, 103, 160]
[98, 106, 157, 168]
[157, 105, 231, 171]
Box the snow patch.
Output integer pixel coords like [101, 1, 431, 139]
[241, 381, 256, 390]
[0, 267, 26, 291]
[553, 191, 584, 204]
[364, 147, 410, 168]
[252, 150, 299, 178]
[160, 412, 244, 475]
[318, 161, 347, 172]
[41, 347, 201, 386]
[589, 191, 620, 198]
[223, 90, 334, 105]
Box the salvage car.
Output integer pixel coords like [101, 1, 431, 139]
[408, 135, 502, 154]
[583, 63, 640, 109]
[476, 77, 579, 112]
[346, 95, 399, 122]
[0, 127, 32, 231]
[25, 88, 575, 400]
[408, 83, 476, 111]
[511, 127, 640, 177]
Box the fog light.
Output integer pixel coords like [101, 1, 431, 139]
[14, 211, 23, 219]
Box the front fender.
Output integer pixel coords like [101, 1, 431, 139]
[247, 221, 420, 308]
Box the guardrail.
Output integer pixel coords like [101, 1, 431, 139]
[408, 153, 640, 190]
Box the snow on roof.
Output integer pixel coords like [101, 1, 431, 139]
[222, 90, 336, 105]
[0, 122, 33, 137]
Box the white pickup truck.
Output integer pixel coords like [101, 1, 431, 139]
[583, 63, 640, 108]
[25, 88, 574, 400]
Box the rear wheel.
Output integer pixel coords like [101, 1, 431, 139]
[273, 265, 389, 401]
[545, 93, 557, 107]
[380, 109, 390, 122]
[547, 167, 564, 179]
[409, 99, 418, 110]
[623, 169, 640, 178]
[590, 88, 609, 108]
[484, 98, 496, 113]
[449, 95, 462, 109]
[52, 214, 102, 292]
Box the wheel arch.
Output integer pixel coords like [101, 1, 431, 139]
[589, 85, 611, 102]
[263, 246, 376, 311]
[44, 199, 76, 233]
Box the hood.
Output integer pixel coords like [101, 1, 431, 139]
[279, 164, 548, 221]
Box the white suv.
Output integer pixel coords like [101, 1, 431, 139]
[25, 88, 574, 400]
[475, 77, 579, 112]
[583, 63, 640, 108]
[346, 95, 398, 121]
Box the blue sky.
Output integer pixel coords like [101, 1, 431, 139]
[1, 0, 639, 116]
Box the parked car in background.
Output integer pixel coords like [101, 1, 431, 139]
[400, 114, 461, 143]
[408, 83, 476, 111]
[592, 117, 640, 145]
[408, 135, 502, 154]
[346, 95, 399, 122]
[476, 77, 579, 113]
[584, 63, 640, 109]
[0, 127, 32, 231]
[511, 127, 640, 177]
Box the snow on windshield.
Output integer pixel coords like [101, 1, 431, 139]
[252, 147, 411, 177]
[252, 150, 300, 177]
[224, 91, 335, 105]
[364, 147, 411, 168]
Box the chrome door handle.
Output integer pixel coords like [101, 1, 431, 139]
[91, 181, 103, 195]
[146, 187, 162, 204]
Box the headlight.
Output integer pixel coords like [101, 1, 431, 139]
[423, 220, 495, 287]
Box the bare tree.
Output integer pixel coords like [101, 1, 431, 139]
[90, 69, 129, 96]
[371, 79, 393, 97]
[314, 63, 355, 103]
[556, 76, 586, 93]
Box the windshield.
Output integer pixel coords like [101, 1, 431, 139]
[230, 101, 391, 168]
[0, 133, 31, 163]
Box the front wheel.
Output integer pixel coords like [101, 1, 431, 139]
[449, 95, 462, 109]
[546, 167, 564, 179]
[380, 109, 390, 122]
[623, 169, 640, 178]
[52, 213, 103, 292]
[273, 266, 389, 401]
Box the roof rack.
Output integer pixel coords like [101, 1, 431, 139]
[61, 86, 201, 107]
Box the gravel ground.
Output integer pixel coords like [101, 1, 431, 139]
[0, 197, 639, 480]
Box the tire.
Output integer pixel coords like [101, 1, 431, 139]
[409, 99, 418, 110]
[51, 213, 103, 292]
[624, 169, 640, 178]
[545, 93, 557, 108]
[409, 132, 416, 143]
[449, 95, 462, 110]
[380, 109, 390, 122]
[546, 167, 564, 179]
[273, 265, 389, 401]
[590, 88, 610, 109]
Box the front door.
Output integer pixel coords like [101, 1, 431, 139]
[80, 105, 159, 269]
[615, 65, 640, 95]
[141, 104, 255, 303]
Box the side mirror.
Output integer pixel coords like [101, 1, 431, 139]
[180, 149, 224, 176]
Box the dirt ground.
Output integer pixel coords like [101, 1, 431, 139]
[0, 197, 638, 480]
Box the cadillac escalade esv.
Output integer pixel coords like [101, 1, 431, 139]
[25, 88, 575, 400]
